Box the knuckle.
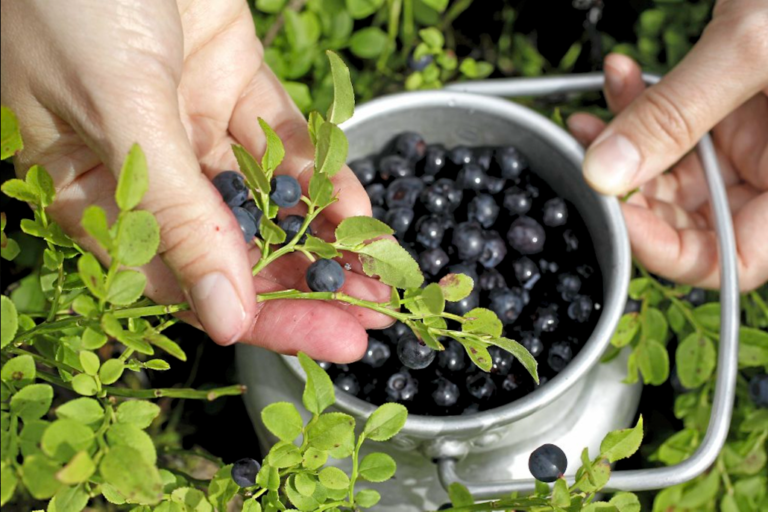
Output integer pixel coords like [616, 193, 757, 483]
[714, 7, 768, 67]
[636, 87, 697, 152]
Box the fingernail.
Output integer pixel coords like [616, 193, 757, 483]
[189, 273, 246, 345]
[583, 133, 641, 195]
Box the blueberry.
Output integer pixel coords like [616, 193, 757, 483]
[384, 207, 415, 238]
[557, 273, 582, 301]
[502, 374, 520, 392]
[232, 206, 258, 242]
[475, 147, 494, 171]
[513, 257, 541, 289]
[232, 458, 261, 487]
[408, 52, 433, 71]
[366, 183, 386, 206]
[242, 200, 263, 234]
[305, 259, 345, 292]
[489, 346, 514, 376]
[486, 176, 506, 195]
[452, 222, 485, 262]
[448, 146, 474, 167]
[269, 175, 302, 208]
[383, 321, 410, 343]
[446, 289, 480, 316]
[362, 338, 391, 368]
[402, 242, 419, 261]
[316, 361, 332, 371]
[503, 187, 532, 215]
[386, 177, 424, 209]
[563, 229, 580, 252]
[623, 298, 641, 314]
[461, 403, 480, 416]
[748, 373, 768, 408]
[468, 194, 500, 228]
[456, 164, 488, 191]
[397, 334, 435, 369]
[213, 170, 249, 207]
[528, 444, 567, 483]
[568, 295, 593, 323]
[479, 231, 507, 269]
[433, 377, 460, 408]
[386, 371, 419, 402]
[420, 247, 450, 276]
[334, 373, 360, 396]
[394, 132, 427, 161]
[380, 155, 414, 181]
[421, 179, 463, 213]
[494, 147, 528, 180]
[683, 288, 707, 307]
[489, 288, 527, 325]
[479, 269, 507, 291]
[416, 215, 446, 249]
[372, 206, 387, 222]
[542, 197, 568, 227]
[507, 217, 546, 254]
[422, 144, 447, 176]
[466, 373, 496, 401]
[538, 258, 560, 275]
[280, 215, 312, 243]
[350, 158, 377, 185]
[547, 341, 573, 372]
[534, 307, 559, 334]
[446, 264, 479, 285]
[437, 341, 466, 373]
[521, 332, 544, 358]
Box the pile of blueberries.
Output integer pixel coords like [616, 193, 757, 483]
[322, 132, 604, 416]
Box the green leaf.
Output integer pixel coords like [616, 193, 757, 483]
[309, 172, 334, 207]
[294, 472, 316, 496]
[77, 253, 105, 299]
[421, 0, 448, 11]
[462, 308, 502, 338]
[259, 216, 287, 245]
[611, 314, 640, 348]
[1, 354, 36, 388]
[655, 429, 699, 465]
[358, 452, 396, 482]
[314, 122, 348, 176]
[143, 359, 169, 371]
[145, 332, 186, 361]
[692, 303, 720, 331]
[78, 351, 100, 376]
[1, 295, 19, 348]
[107, 270, 146, 305]
[600, 416, 644, 463]
[357, 239, 424, 289]
[448, 482, 474, 506]
[493, 337, 539, 382]
[56, 398, 104, 426]
[551, 478, 570, 507]
[642, 307, 668, 344]
[26, 166, 56, 207]
[409, 320, 443, 350]
[738, 326, 768, 367]
[18, 419, 49, 457]
[363, 402, 407, 441]
[71, 374, 98, 396]
[1, 106, 24, 160]
[21, 454, 61, 499]
[325, 51, 354, 124]
[267, 441, 302, 468]
[307, 111, 324, 146]
[459, 58, 493, 79]
[298, 352, 335, 415]
[56, 450, 95, 485]
[285, 475, 319, 511]
[419, 27, 444, 49]
[302, 447, 328, 470]
[581, 502, 618, 512]
[73, 296, 99, 319]
[255, 0, 287, 13]
[1, 179, 37, 203]
[1, 234, 20, 261]
[115, 210, 161, 266]
[170, 487, 213, 511]
[0, 462, 17, 506]
[232, 144, 270, 193]
[100, 445, 163, 505]
[10, 383, 53, 420]
[350, 27, 388, 58]
[48, 485, 89, 512]
[258, 118, 285, 173]
[675, 333, 716, 388]
[80, 205, 113, 251]
[207, 465, 240, 512]
[334, 216, 393, 246]
[576, 451, 610, 493]
[345, 0, 384, 18]
[636, 339, 669, 385]
[242, 500, 263, 512]
[318, 466, 349, 489]
[107, 423, 157, 464]
[262, 402, 304, 442]
[438, 273, 473, 302]
[666, 302, 687, 334]
[303, 235, 341, 259]
[307, 412, 355, 450]
[677, 469, 720, 509]
[115, 144, 149, 211]
[461, 338, 493, 372]
[42, 419, 94, 463]
[355, 489, 381, 508]
[99, 359, 125, 385]
[628, 278, 650, 299]
[256, 463, 280, 491]
[422, 283, 445, 315]
[609, 492, 641, 512]
[116, 400, 161, 429]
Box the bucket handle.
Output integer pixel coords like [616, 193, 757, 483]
[435, 73, 740, 497]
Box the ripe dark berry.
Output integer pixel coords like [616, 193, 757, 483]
[447, 264, 479, 285]
[547, 341, 573, 372]
[452, 222, 485, 262]
[456, 164, 488, 191]
[503, 187, 532, 215]
[372, 206, 386, 222]
[393, 132, 427, 161]
[521, 332, 544, 358]
[479, 231, 507, 269]
[397, 334, 435, 369]
[416, 215, 446, 249]
[513, 257, 541, 289]
[502, 374, 520, 392]
[350, 158, 377, 185]
[335, 373, 360, 396]
[242, 200, 263, 233]
[437, 341, 466, 373]
[433, 377, 460, 408]
[280, 215, 311, 243]
[542, 197, 568, 227]
[366, 183, 386, 206]
[479, 269, 507, 291]
[623, 298, 641, 314]
[448, 146, 474, 167]
[305, 259, 345, 292]
[683, 288, 707, 307]
[489, 288, 527, 325]
[232, 458, 261, 487]
[557, 273, 582, 301]
[507, 217, 546, 254]
[534, 307, 559, 334]
[386, 177, 424, 209]
[421, 179, 463, 213]
[362, 338, 391, 368]
[494, 147, 528, 180]
[213, 170, 248, 207]
[386, 371, 419, 402]
[568, 295, 593, 323]
[466, 373, 496, 401]
[749, 374, 768, 408]
[475, 147, 494, 171]
[316, 360, 332, 370]
[423, 144, 447, 176]
[486, 176, 506, 195]
[384, 207, 415, 238]
[380, 155, 414, 181]
[489, 346, 514, 376]
[402, 242, 419, 261]
[528, 444, 567, 483]
[232, 206, 258, 242]
[467, 194, 500, 228]
[420, 247, 450, 276]
[446, 289, 480, 316]
[563, 229, 580, 252]
[269, 175, 302, 208]
[383, 321, 409, 343]
[408, 52, 433, 71]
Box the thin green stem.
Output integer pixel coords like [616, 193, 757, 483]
[749, 291, 768, 320]
[347, 434, 365, 507]
[100, 258, 120, 309]
[47, 262, 65, 322]
[161, 447, 224, 466]
[7, 347, 75, 373]
[257, 290, 407, 321]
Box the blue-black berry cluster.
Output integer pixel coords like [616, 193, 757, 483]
[328, 132, 603, 415]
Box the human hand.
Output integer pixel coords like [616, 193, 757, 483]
[0, 0, 391, 361]
[568, 1, 768, 291]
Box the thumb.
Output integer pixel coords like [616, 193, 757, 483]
[583, 11, 768, 195]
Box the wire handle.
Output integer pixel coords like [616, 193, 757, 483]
[436, 74, 740, 496]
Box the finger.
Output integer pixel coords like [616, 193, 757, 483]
[713, 92, 768, 190]
[567, 113, 607, 147]
[603, 53, 647, 113]
[582, 20, 768, 196]
[642, 197, 708, 230]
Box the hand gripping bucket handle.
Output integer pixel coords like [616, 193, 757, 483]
[435, 73, 740, 496]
